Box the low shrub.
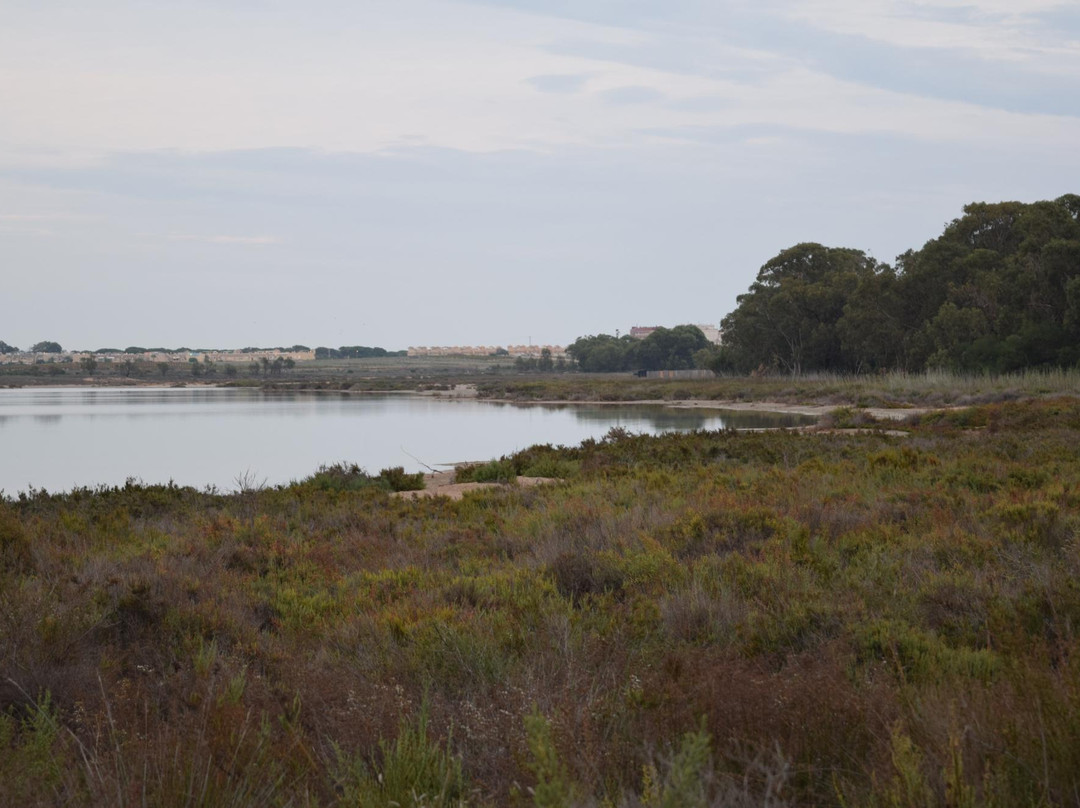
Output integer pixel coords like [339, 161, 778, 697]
[519, 457, 579, 479]
[0, 692, 64, 805]
[548, 550, 625, 604]
[298, 463, 424, 492]
[856, 619, 1001, 683]
[333, 701, 466, 808]
[0, 503, 32, 572]
[377, 466, 427, 492]
[522, 709, 577, 808]
[455, 460, 516, 484]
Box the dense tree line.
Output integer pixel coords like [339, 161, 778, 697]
[239, 344, 310, 353]
[718, 194, 1080, 374]
[567, 325, 711, 372]
[315, 345, 407, 359]
[513, 347, 570, 372]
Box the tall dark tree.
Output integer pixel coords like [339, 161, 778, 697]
[567, 326, 710, 372]
[838, 267, 905, 371]
[719, 195, 1080, 374]
[897, 196, 1080, 370]
[629, 326, 710, 371]
[720, 244, 881, 375]
[566, 334, 635, 372]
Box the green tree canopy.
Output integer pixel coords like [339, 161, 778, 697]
[315, 345, 404, 359]
[719, 195, 1080, 374]
[567, 326, 710, 372]
[895, 195, 1080, 371]
[630, 325, 710, 370]
[720, 244, 882, 375]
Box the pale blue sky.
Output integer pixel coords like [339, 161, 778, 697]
[2, 0, 1077, 349]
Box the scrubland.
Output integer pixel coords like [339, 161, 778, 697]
[3, 397, 1080, 806]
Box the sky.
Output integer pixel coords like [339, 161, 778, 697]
[2, 0, 1078, 351]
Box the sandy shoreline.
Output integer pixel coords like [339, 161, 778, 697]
[4, 380, 940, 422]
[471, 396, 935, 422]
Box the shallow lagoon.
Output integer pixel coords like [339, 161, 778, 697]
[0, 387, 814, 494]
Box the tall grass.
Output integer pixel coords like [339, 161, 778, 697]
[477, 367, 1080, 407]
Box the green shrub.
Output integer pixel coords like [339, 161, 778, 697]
[334, 700, 466, 808]
[455, 460, 516, 484]
[0, 504, 32, 572]
[857, 619, 1000, 683]
[299, 463, 424, 492]
[523, 709, 576, 808]
[520, 457, 579, 479]
[657, 725, 712, 808]
[548, 550, 624, 604]
[377, 465, 427, 492]
[0, 692, 64, 804]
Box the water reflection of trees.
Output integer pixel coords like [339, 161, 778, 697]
[571, 408, 716, 430]
[518, 401, 812, 429]
[0, 414, 64, 427]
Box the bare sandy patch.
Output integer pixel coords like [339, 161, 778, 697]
[393, 473, 557, 501]
[666, 400, 942, 421]
[477, 396, 940, 422]
[417, 384, 479, 399]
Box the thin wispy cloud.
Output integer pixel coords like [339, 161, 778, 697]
[783, 0, 1079, 61]
[0, 211, 99, 236]
[0, 213, 98, 221]
[598, 85, 667, 105]
[166, 234, 281, 246]
[0, 0, 1076, 160]
[526, 74, 591, 93]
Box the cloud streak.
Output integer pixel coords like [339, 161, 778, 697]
[526, 74, 591, 93]
[166, 234, 281, 246]
[0, 0, 1075, 162]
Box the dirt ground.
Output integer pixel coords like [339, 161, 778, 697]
[664, 399, 940, 421]
[392, 473, 557, 500]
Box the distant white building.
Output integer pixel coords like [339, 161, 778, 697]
[696, 324, 723, 345]
[629, 324, 723, 345]
[407, 345, 566, 358]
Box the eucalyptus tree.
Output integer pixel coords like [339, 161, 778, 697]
[720, 243, 882, 375]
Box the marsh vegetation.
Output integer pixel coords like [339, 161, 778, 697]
[477, 367, 1080, 408]
[3, 396, 1080, 805]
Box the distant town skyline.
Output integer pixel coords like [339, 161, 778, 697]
[1, 324, 723, 356]
[3, 1, 1077, 349]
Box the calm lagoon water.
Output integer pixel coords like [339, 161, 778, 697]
[0, 387, 813, 494]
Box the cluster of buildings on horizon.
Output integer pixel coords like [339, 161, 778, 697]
[408, 324, 722, 358]
[0, 348, 316, 365]
[406, 344, 567, 358]
[1, 325, 723, 365]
